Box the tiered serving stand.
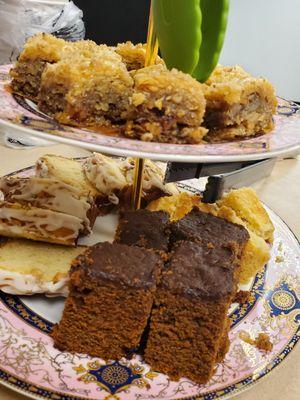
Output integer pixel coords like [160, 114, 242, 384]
[0, 8, 299, 396]
[0, 64, 299, 400]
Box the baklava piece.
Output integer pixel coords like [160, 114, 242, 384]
[145, 240, 237, 384]
[203, 65, 278, 141]
[10, 33, 99, 101]
[10, 34, 69, 100]
[115, 41, 164, 71]
[123, 65, 207, 144]
[38, 49, 134, 126]
[52, 242, 162, 360]
[115, 209, 170, 257]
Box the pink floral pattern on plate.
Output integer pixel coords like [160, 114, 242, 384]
[0, 64, 299, 162]
[0, 166, 299, 400]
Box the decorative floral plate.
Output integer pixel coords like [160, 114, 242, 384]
[0, 64, 299, 162]
[0, 165, 299, 400]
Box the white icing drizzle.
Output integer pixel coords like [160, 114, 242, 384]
[35, 159, 49, 178]
[108, 192, 120, 205]
[84, 154, 127, 194]
[0, 269, 68, 297]
[0, 202, 84, 244]
[123, 158, 179, 195]
[0, 177, 91, 227]
[84, 154, 179, 202]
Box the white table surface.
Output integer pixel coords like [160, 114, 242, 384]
[0, 143, 299, 400]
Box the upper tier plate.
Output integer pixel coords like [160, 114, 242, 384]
[0, 64, 299, 162]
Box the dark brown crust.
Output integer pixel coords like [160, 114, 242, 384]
[117, 186, 174, 211]
[162, 241, 236, 299]
[115, 210, 171, 255]
[170, 208, 249, 287]
[171, 208, 249, 250]
[71, 242, 162, 289]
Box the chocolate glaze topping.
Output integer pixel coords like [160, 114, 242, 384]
[162, 241, 235, 299]
[72, 242, 161, 289]
[171, 208, 249, 247]
[117, 209, 170, 252]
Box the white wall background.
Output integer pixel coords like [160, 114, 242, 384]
[219, 0, 300, 101]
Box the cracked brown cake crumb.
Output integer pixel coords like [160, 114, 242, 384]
[240, 332, 273, 352]
[255, 333, 273, 352]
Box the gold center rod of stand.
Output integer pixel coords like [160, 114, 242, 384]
[132, 1, 159, 209]
[144, 4, 159, 68]
[132, 158, 146, 210]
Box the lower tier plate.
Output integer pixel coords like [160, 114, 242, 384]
[0, 166, 299, 400]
